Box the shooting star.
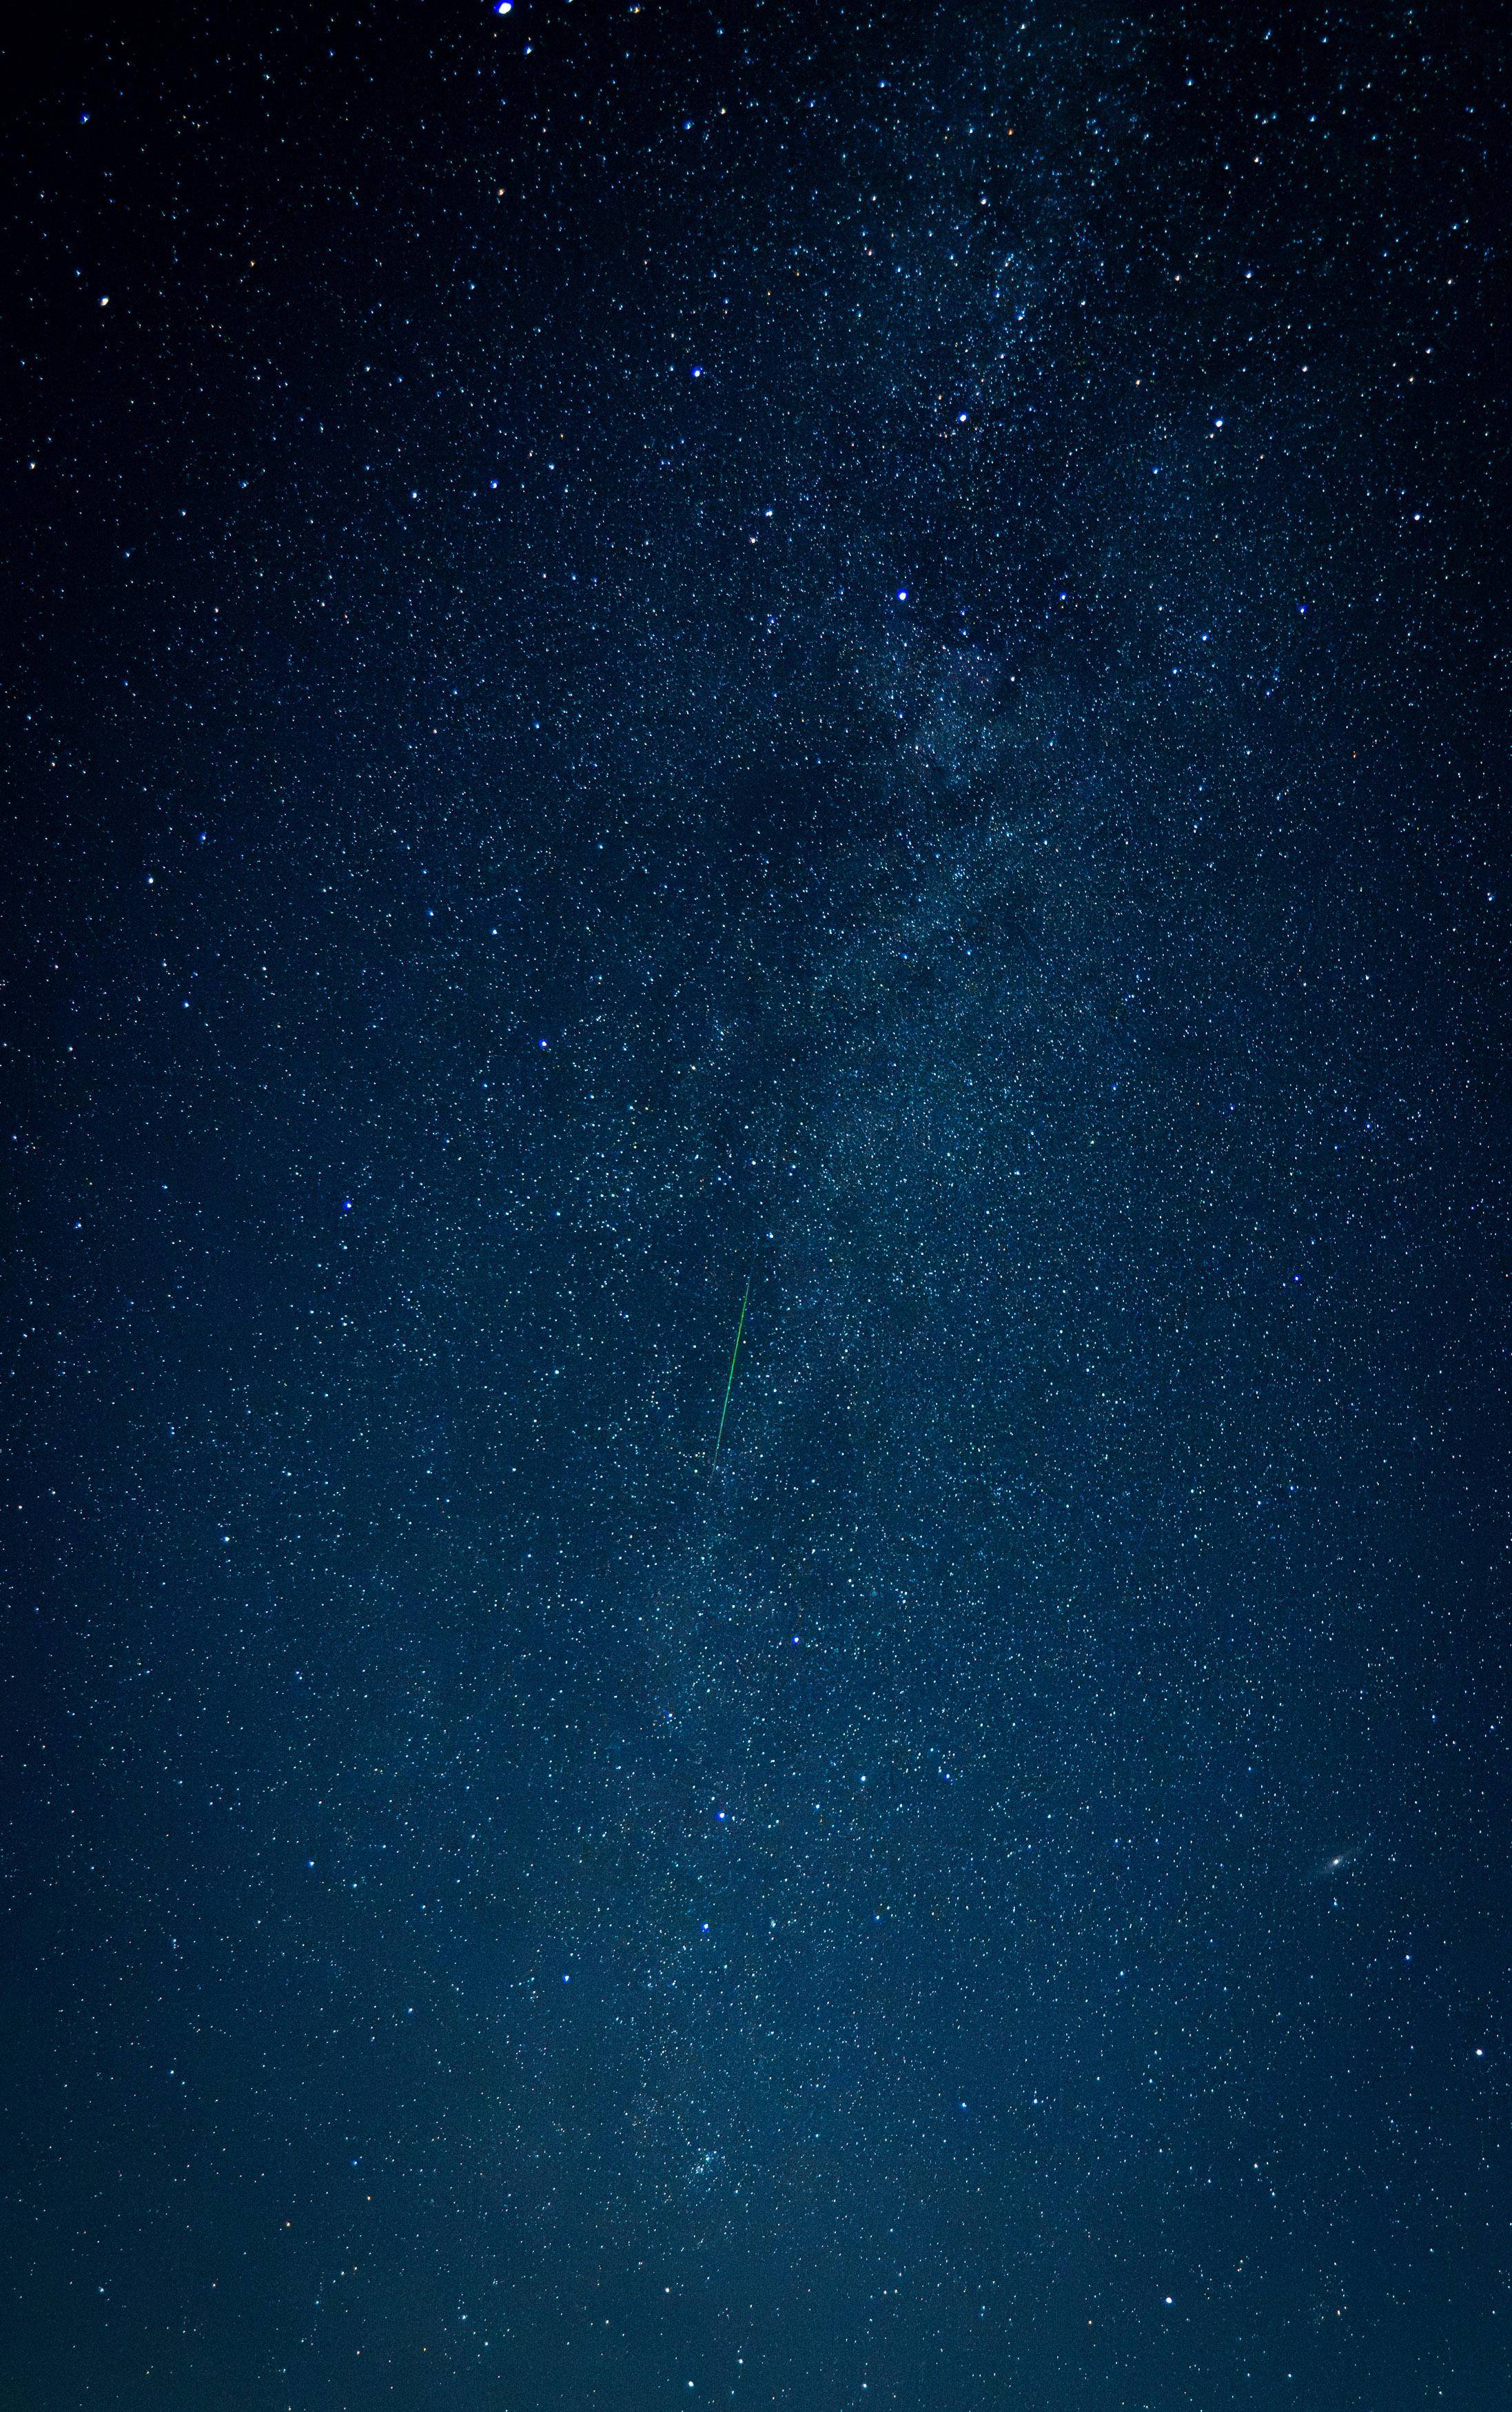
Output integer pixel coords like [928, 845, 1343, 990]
[711, 1271, 752, 1467]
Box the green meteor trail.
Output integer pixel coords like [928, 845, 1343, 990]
[711, 1271, 752, 1466]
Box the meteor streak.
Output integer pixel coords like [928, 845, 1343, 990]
[711, 1271, 752, 1466]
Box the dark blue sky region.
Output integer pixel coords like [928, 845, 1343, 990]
[3, 2, 1511, 2406]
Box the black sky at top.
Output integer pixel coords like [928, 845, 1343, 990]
[3, 2, 1511, 2408]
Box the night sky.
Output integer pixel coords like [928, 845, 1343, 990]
[4, 2, 1511, 2406]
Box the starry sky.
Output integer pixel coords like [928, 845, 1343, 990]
[3, 2, 1511, 2406]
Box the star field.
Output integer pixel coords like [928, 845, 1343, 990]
[3, 2, 1511, 2406]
